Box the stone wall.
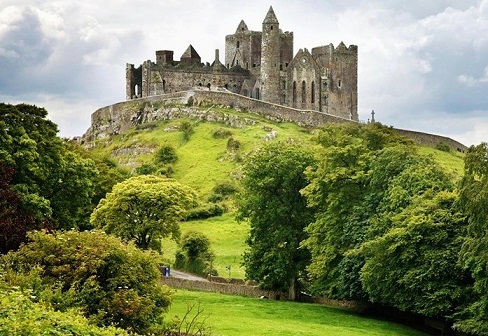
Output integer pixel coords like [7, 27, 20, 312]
[82, 89, 467, 152]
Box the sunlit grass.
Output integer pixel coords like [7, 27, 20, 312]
[166, 289, 428, 336]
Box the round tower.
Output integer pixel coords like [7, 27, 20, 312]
[260, 6, 281, 104]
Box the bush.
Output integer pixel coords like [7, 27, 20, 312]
[179, 121, 194, 141]
[136, 162, 157, 175]
[155, 145, 178, 165]
[208, 181, 239, 203]
[0, 289, 131, 336]
[174, 231, 216, 276]
[184, 203, 225, 221]
[227, 138, 241, 152]
[212, 128, 233, 139]
[1, 230, 172, 334]
[436, 142, 451, 152]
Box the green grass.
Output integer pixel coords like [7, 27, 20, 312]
[417, 146, 464, 181]
[162, 212, 249, 278]
[166, 289, 428, 336]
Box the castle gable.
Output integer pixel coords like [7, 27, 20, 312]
[236, 20, 249, 33]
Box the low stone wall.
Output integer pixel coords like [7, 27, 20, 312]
[161, 276, 286, 300]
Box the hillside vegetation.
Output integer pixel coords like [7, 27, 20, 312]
[87, 106, 465, 277]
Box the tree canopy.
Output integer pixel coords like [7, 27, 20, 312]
[90, 175, 197, 251]
[237, 141, 316, 300]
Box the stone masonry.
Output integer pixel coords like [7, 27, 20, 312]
[125, 6, 358, 121]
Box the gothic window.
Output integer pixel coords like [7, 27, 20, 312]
[255, 88, 260, 100]
[243, 89, 248, 97]
[311, 81, 315, 104]
[302, 80, 306, 104]
[292, 81, 297, 103]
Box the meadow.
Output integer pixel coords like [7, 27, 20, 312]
[166, 289, 429, 336]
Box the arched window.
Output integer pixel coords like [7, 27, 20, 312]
[292, 81, 297, 103]
[311, 81, 315, 104]
[255, 88, 260, 100]
[302, 80, 306, 104]
[243, 89, 248, 97]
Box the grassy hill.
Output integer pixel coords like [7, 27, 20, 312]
[87, 106, 465, 278]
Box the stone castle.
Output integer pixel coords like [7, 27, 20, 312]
[125, 6, 358, 121]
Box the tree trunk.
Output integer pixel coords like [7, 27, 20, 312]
[288, 276, 297, 301]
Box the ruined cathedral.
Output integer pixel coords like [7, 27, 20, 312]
[126, 6, 358, 120]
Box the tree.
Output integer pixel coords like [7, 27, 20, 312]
[237, 142, 316, 300]
[1, 230, 171, 334]
[455, 143, 488, 335]
[0, 103, 97, 248]
[358, 191, 469, 319]
[175, 231, 216, 276]
[90, 175, 197, 251]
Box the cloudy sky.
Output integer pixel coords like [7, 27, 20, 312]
[1, 0, 487, 146]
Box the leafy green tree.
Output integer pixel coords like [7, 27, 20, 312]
[0, 289, 131, 336]
[1, 230, 171, 334]
[155, 144, 178, 165]
[358, 191, 468, 319]
[0, 103, 97, 243]
[91, 175, 197, 250]
[175, 231, 216, 276]
[455, 143, 488, 335]
[237, 142, 316, 300]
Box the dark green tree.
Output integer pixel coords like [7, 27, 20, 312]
[237, 142, 316, 300]
[0, 103, 96, 241]
[455, 142, 488, 335]
[175, 231, 216, 276]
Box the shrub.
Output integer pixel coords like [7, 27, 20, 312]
[208, 181, 239, 203]
[186, 96, 194, 107]
[179, 121, 194, 141]
[184, 203, 225, 221]
[174, 231, 216, 276]
[0, 289, 131, 336]
[436, 142, 451, 152]
[136, 162, 157, 175]
[155, 145, 178, 165]
[1, 230, 172, 334]
[227, 138, 241, 152]
[212, 128, 233, 139]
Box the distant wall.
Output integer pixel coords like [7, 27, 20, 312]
[81, 89, 467, 152]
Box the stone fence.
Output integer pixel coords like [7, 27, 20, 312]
[81, 89, 467, 152]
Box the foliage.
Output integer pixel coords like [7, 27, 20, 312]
[226, 137, 241, 152]
[435, 142, 451, 152]
[164, 302, 212, 336]
[237, 142, 316, 299]
[174, 231, 216, 276]
[357, 191, 469, 318]
[1, 230, 172, 334]
[212, 128, 233, 139]
[180, 121, 195, 141]
[184, 203, 225, 221]
[91, 175, 197, 250]
[302, 123, 455, 302]
[208, 181, 239, 203]
[155, 144, 178, 165]
[455, 142, 488, 335]
[136, 162, 158, 175]
[0, 289, 132, 336]
[0, 103, 97, 242]
[0, 164, 40, 253]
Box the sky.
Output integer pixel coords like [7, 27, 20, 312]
[1, 0, 487, 146]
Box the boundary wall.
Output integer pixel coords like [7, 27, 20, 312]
[82, 89, 467, 152]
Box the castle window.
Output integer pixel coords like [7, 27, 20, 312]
[243, 89, 248, 97]
[271, 25, 273, 30]
[338, 80, 342, 88]
[255, 88, 260, 100]
[282, 80, 286, 89]
[292, 81, 297, 103]
[237, 41, 240, 48]
[302, 80, 306, 104]
[311, 81, 315, 104]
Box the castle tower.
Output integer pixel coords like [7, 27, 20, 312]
[260, 6, 281, 104]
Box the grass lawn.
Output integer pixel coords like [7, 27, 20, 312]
[166, 289, 428, 336]
[162, 212, 249, 278]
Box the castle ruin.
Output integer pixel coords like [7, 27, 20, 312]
[125, 6, 358, 121]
